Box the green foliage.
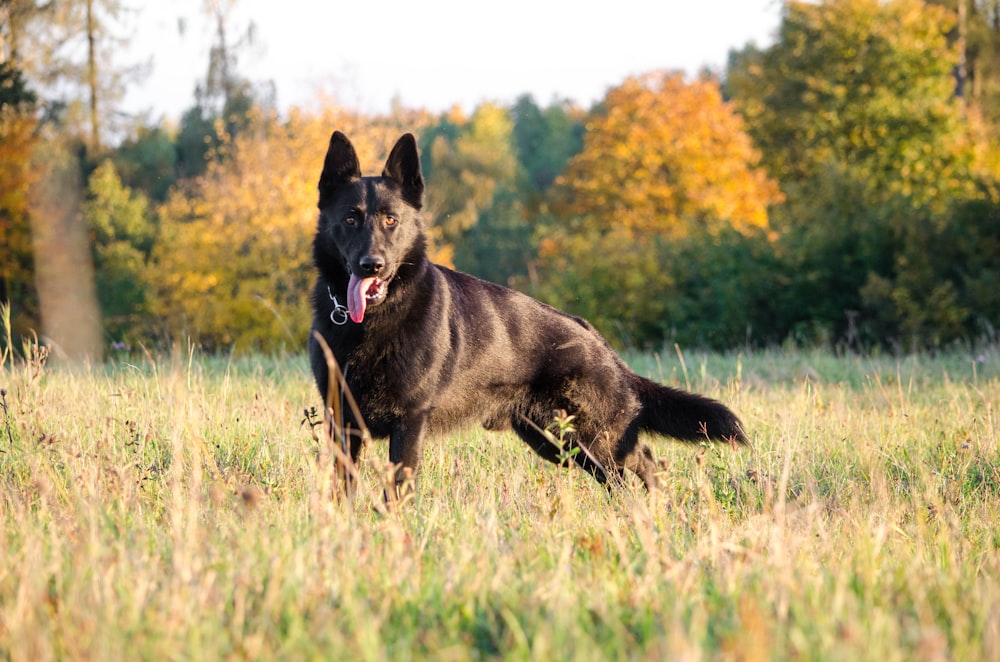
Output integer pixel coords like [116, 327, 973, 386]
[111, 125, 178, 202]
[0, 60, 37, 109]
[535, 224, 786, 350]
[658, 227, 785, 349]
[175, 103, 217, 180]
[720, 0, 1000, 349]
[762, 167, 898, 346]
[532, 226, 674, 347]
[456, 97, 585, 286]
[510, 94, 584, 195]
[455, 186, 533, 288]
[422, 103, 519, 251]
[417, 98, 583, 285]
[859, 194, 1000, 347]
[728, 0, 976, 207]
[84, 160, 156, 343]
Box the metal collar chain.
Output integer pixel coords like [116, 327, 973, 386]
[327, 285, 349, 326]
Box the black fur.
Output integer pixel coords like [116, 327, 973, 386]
[309, 131, 747, 494]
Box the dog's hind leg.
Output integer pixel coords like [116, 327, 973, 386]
[608, 421, 661, 491]
[619, 442, 660, 490]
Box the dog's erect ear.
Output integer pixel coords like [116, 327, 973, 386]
[318, 131, 362, 208]
[382, 133, 424, 209]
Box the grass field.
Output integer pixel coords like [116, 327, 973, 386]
[1, 342, 998, 660]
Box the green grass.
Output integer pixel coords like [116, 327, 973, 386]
[1, 344, 998, 660]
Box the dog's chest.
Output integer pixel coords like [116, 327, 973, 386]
[343, 334, 477, 423]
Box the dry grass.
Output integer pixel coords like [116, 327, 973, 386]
[1, 341, 998, 660]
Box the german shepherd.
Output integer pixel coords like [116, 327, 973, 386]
[309, 131, 747, 495]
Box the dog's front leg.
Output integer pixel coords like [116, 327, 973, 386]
[387, 413, 427, 501]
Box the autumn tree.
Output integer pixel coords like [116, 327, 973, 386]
[550, 71, 781, 240]
[534, 71, 782, 346]
[0, 59, 39, 340]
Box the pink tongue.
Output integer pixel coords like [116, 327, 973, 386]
[347, 274, 378, 323]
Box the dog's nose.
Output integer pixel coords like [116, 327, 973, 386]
[359, 256, 385, 276]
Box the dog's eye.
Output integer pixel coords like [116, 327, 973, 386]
[343, 214, 358, 226]
[385, 214, 398, 227]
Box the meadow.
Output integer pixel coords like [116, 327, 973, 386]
[1, 341, 998, 660]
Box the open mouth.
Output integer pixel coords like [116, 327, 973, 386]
[364, 277, 388, 303]
[347, 273, 391, 323]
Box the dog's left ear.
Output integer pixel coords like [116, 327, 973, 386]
[382, 133, 424, 209]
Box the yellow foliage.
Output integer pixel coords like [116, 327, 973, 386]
[551, 71, 782, 239]
[0, 108, 40, 224]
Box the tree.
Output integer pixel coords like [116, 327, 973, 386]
[84, 160, 155, 342]
[175, 0, 275, 180]
[726, 0, 1000, 347]
[510, 94, 584, 196]
[420, 103, 520, 269]
[111, 125, 178, 202]
[533, 71, 782, 347]
[6, 0, 140, 149]
[549, 71, 782, 240]
[727, 0, 983, 209]
[928, 0, 1000, 133]
[0, 59, 40, 340]
[858, 193, 1000, 346]
[446, 95, 584, 289]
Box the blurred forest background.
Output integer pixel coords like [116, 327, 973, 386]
[2, 0, 1000, 360]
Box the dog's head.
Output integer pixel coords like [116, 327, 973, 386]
[315, 132, 426, 323]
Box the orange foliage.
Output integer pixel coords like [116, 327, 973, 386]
[551, 71, 782, 238]
[0, 106, 41, 334]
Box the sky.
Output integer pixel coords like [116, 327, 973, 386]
[121, 0, 784, 121]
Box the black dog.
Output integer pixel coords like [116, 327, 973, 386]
[309, 132, 746, 494]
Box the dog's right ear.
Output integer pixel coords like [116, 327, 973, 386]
[382, 133, 424, 209]
[318, 131, 362, 208]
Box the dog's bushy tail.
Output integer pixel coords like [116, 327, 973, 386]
[632, 374, 748, 445]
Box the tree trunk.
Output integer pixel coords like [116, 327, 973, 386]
[86, 0, 100, 149]
[0, 4, 9, 64]
[29, 139, 103, 363]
